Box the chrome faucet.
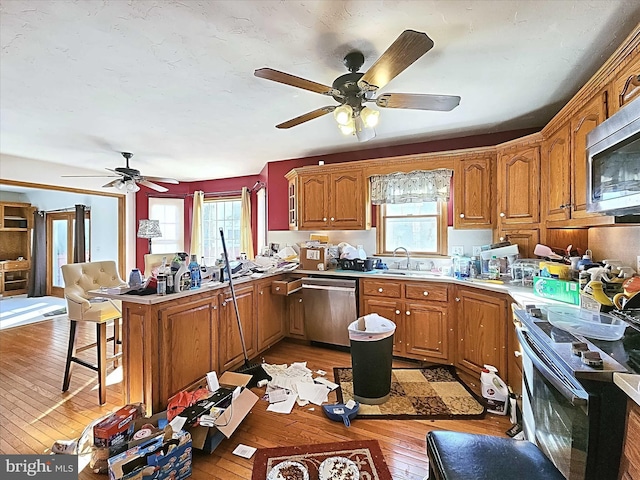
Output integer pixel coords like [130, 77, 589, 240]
[393, 246, 411, 270]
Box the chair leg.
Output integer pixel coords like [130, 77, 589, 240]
[113, 318, 121, 368]
[62, 320, 78, 392]
[97, 322, 107, 405]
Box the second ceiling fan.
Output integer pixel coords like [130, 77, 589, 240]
[255, 30, 461, 141]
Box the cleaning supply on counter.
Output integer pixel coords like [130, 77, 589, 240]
[488, 256, 500, 280]
[189, 254, 201, 289]
[481, 365, 508, 415]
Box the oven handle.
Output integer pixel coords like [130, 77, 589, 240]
[516, 327, 588, 406]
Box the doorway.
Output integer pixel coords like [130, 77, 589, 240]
[46, 211, 90, 297]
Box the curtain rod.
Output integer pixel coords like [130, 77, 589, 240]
[146, 182, 265, 199]
[45, 206, 91, 213]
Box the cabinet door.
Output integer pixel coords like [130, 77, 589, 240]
[454, 156, 494, 228]
[362, 297, 403, 355]
[219, 285, 257, 371]
[404, 301, 450, 363]
[506, 304, 523, 396]
[609, 54, 640, 115]
[298, 174, 329, 229]
[256, 280, 285, 352]
[497, 145, 540, 225]
[496, 229, 539, 259]
[455, 287, 508, 377]
[329, 170, 366, 229]
[570, 92, 608, 219]
[541, 123, 571, 222]
[287, 292, 306, 339]
[158, 298, 218, 402]
[287, 178, 298, 230]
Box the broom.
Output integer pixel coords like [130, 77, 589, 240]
[219, 228, 270, 388]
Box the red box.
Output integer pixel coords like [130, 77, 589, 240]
[93, 404, 145, 448]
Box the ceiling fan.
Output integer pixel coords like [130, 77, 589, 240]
[62, 152, 179, 192]
[255, 30, 461, 142]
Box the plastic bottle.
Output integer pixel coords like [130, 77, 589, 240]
[174, 261, 189, 292]
[189, 255, 201, 289]
[469, 257, 478, 278]
[480, 365, 509, 415]
[156, 256, 167, 296]
[488, 256, 500, 280]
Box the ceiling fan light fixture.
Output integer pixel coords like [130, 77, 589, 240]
[126, 180, 140, 192]
[114, 179, 126, 191]
[338, 119, 356, 135]
[333, 104, 353, 125]
[360, 107, 380, 128]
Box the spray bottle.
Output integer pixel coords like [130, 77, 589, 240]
[480, 365, 509, 415]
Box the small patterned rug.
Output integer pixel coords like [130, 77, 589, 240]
[251, 440, 392, 480]
[334, 365, 486, 419]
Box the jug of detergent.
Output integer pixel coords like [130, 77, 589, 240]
[481, 365, 509, 415]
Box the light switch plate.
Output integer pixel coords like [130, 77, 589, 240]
[472, 245, 482, 256]
[452, 245, 464, 256]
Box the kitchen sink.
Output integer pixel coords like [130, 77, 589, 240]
[372, 269, 443, 278]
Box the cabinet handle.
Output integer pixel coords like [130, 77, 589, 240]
[459, 213, 465, 218]
[499, 236, 505, 242]
[423, 291, 429, 296]
[323, 217, 327, 222]
[500, 212, 505, 217]
[378, 288, 383, 293]
[395, 310, 400, 315]
[212, 305, 217, 310]
[406, 311, 411, 316]
[221, 301, 226, 307]
[455, 297, 460, 302]
[275, 286, 280, 291]
[330, 217, 335, 221]
[514, 351, 522, 358]
[299, 298, 303, 303]
[260, 290, 264, 295]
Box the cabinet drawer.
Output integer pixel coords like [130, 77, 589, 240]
[1, 260, 30, 271]
[405, 283, 448, 302]
[271, 278, 302, 296]
[361, 279, 402, 298]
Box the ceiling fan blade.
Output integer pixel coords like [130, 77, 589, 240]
[358, 30, 434, 91]
[276, 106, 336, 129]
[375, 93, 461, 111]
[143, 176, 179, 184]
[255, 68, 338, 96]
[138, 179, 168, 193]
[102, 179, 122, 188]
[105, 168, 125, 176]
[61, 174, 119, 178]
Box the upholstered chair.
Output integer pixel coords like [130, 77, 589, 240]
[61, 261, 127, 405]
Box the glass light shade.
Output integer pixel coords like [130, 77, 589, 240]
[334, 104, 353, 125]
[126, 180, 140, 192]
[114, 179, 126, 191]
[361, 107, 380, 127]
[338, 119, 355, 135]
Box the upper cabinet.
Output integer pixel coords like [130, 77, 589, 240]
[454, 154, 495, 228]
[609, 54, 640, 115]
[541, 122, 572, 222]
[286, 167, 371, 230]
[496, 137, 541, 226]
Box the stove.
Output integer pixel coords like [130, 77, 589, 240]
[515, 306, 640, 380]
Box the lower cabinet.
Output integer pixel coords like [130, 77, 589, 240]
[455, 286, 508, 377]
[218, 284, 257, 371]
[360, 279, 452, 364]
[619, 399, 640, 480]
[256, 279, 285, 352]
[506, 302, 523, 396]
[287, 291, 306, 339]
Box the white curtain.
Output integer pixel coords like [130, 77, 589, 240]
[370, 169, 453, 205]
[240, 187, 255, 259]
[190, 191, 204, 258]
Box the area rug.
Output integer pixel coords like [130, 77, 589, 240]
[334, 365, 485, 419]
[251, 439, 391, 480]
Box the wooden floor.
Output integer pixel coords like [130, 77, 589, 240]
[0, 317, 511, 480]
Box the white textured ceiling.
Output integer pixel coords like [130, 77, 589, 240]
[1, 0, 639, 184]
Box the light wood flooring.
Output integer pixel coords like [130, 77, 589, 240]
[0, 316, 511, 480]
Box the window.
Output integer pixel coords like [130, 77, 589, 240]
[377, 201, 447, 256]
[148, 197, 185, 253]
[202, 197, 241, 265]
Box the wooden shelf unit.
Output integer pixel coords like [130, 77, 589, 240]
[0, 202, 35, 296]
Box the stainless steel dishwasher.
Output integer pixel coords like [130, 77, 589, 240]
[302, 277, 357, 347]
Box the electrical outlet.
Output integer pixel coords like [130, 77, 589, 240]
[472, 245, 482, 256]
[452, 245, 464, 256]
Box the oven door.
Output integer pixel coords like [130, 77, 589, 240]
[517, 327, 589, 480]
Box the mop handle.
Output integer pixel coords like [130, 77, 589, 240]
[219, 228, 250, 364]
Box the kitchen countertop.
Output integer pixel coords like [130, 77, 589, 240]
[614, 373, 640, 406]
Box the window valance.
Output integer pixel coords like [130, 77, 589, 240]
[370, 169, 453, 205]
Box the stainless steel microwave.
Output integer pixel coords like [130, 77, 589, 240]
[586, 96, 640, 215]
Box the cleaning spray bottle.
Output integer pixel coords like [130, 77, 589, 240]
[481, 365, 509, 415]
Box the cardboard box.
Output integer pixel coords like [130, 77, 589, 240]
[108, 430, 192, 480]
[188, 372, 258, 453]
[299, 245, 329, 271]
[94, 404, 145, 449]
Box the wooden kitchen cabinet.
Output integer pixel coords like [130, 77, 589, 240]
[157, 297, 219, 403]
[495, 228, 540, 259]
[496, 140, 540, 226]
[0, 202, 35, 297]
[360, 278, 452, 363]
[506, 303, 523, 397]
[218, 284, 257, 371]
[619, 399, 640, 480]
[541, 122, 572, 223]
[454, 155, 494, 228]
[455, 286, 508, 378]
[287, 291, 306, 339]
[286, 167, 370, 230]
[609, 54, 640, 115]
[256, 279, 285, 352]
